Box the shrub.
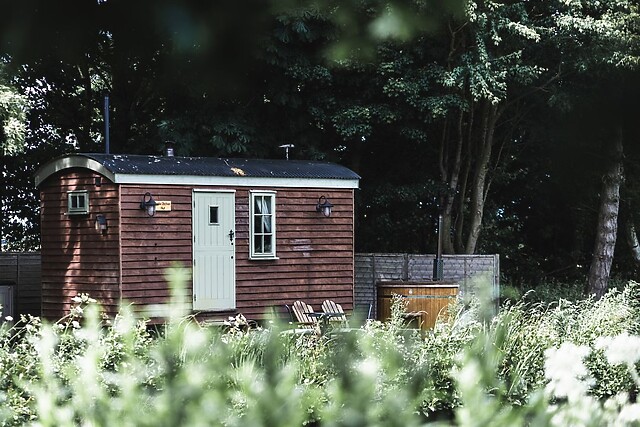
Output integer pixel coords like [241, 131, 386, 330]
[451, 284, 640, 426]
[1, 279, 640, 426]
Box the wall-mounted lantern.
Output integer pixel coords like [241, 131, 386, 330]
[95, 214, 108, 234]
[316, 195, 333, 218]
[140, 192, 157, 217]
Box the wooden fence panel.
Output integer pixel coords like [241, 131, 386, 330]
[0, 253, 42, 318]
[354, 253, 500, 319]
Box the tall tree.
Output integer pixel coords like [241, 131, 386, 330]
[548, 0, 640, 296]
[0, 62, 29, 250]
[0, 62, 27, 156]
[588, 128, 624, 297]
[351, 1, 550, 254]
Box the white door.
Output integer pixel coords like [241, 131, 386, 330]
[192, 191, 236, 311]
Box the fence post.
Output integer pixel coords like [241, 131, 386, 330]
[372, 254, 377, 318]
[402, 253, 409, 281]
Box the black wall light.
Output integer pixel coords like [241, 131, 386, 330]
[140, 192, 157, 217]
[95, 214, 108, 234]
[316, 195, 333, 217]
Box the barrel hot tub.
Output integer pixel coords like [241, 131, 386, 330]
[377, 281, 459, 330]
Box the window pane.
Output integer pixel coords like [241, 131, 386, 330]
[254, 235, 263, 254]
[71, 195, 83, 209]
[263, 235, 272, 253]
[261, 196, 271, 214]
[209, 206, 219, 224]
[262, 214, 271, 233]
[254, 197, 262, 214]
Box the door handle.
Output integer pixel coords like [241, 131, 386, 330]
[228, 230, 235, 242]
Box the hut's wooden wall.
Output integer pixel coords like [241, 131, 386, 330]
[233, 188, 354, 319]
[119, 185, 193, 317]
[119, 185, 354, 321]
[39, 170, 120, 319]
[40, 175, 354, 322]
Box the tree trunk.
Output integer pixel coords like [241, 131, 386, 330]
[465, 101, 498, 254]
[440, 109, 467, 254]
[454, 156, 470, 254]
[587, 128, 624, 298]
[77, 60, 94, 152]
[624, 218, 640, 266]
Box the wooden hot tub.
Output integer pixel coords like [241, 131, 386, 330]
[377, 281, 459, 330]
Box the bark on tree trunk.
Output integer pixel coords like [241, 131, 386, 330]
[440, 110, 467, 254]
[587, 128, 624, 298]
[465, 101, 498, 254]
[454, 151, 471, 253]
[456, 103, 475, 253]
[625, 218, 640, 266]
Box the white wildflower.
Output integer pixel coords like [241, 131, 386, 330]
[357, 357, 380, 378]
[71, 320, 81, 329]
[616, 403, 640, 425]
[549, 394, 601, 427]
[544, 342, 592, 400]
[455, 358, 482, 390]
[604, 392, 630, 412]
[114, 315, 134, 335]
[182, 328, 207, 353]
[595, 333, 640, 366]
[4, 316, 13, 322]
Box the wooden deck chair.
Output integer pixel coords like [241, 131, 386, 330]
[321, 300, 348, 325]
[291, 300, 318, 327]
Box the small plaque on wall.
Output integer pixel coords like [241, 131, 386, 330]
[156, 201, 172, 212]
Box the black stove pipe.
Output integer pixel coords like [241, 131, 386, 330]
[104, 95, 110, 154]
[433, 214, 444, 281]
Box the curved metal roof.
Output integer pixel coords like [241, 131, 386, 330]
[85, 154, 360, 179]
[35, 153, 360, 189]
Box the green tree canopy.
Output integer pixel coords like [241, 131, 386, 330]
[2, 0, 640, 295]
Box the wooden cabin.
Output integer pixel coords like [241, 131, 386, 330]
[35, 153, 360, 322]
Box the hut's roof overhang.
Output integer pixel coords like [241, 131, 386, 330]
[35, 153, 360, 189]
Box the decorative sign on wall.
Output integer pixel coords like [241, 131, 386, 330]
[156, 201, 172, 212]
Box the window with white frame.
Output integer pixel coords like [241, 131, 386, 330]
[67, 190, 89, 215]
[249, 191, 276, 259]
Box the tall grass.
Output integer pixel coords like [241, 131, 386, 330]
[0, 278, 640, 426]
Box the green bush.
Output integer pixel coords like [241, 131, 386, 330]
[1, 278, 640, 426]
[503, 278, 630, 306]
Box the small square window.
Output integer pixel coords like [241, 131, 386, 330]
[67, 191, 89, 215]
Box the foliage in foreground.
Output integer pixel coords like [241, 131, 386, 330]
[0, 281, 640, 426]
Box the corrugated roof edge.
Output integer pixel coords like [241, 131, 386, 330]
[35, 153, 360, 188]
